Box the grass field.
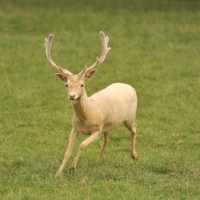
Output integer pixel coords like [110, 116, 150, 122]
[1, 0, 200, 199]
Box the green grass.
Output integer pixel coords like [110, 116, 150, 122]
[1, 0, 200, 199]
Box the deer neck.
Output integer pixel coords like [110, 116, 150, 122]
[72, 88, 91, 120]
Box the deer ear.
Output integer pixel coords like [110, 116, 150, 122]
[84, 69, 97, 81]
[54, 73, 68, 82]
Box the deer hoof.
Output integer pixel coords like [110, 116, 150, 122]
[69, 163, 76, 173]
[55, 172, 61, 178]
[69, 167, 76, 174]
[131, 152, 137, 160]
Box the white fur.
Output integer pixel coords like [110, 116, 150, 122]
[55, 81, 137, 177]
[45, 32, 137, 177]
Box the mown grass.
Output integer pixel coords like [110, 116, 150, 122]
[1, 0, 200, 199]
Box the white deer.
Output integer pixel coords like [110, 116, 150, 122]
[44, 31, 137, 177]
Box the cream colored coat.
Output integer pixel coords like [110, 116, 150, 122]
[55, 80, 137, 177]
[44, 31, 137, 177]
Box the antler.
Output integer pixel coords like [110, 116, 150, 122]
[45, 34, 72, 75]
[79, 31, 111, 75]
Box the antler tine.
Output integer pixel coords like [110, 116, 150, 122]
[45, 34, 71, 75]
[79, 31, 111, 75]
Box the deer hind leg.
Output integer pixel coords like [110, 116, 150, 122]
[97, 132, 110, 163]
[69, 131, 101, 173]
[124, 121, 137, 159]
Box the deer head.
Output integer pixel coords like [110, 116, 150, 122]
[44, 32, 111, 102]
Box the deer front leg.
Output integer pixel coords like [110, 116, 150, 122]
[56, 129, 79, 178]
[70, 131, 101, 173]
[97, 132, 110, 163]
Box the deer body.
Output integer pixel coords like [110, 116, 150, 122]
[44, 32, 137, 177]
[73, 83, 137, 134]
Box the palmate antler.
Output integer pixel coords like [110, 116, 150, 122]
[45, 31, 111, 76]
[44, 34, 72, 75]
[79, 31, 111, 75]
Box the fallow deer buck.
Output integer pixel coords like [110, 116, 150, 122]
[44, 31, 137, 177]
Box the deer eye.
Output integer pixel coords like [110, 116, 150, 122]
[65, 84, 68, 87]
[81, 84, 84, 87]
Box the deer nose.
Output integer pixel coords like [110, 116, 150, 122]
[68, 94, 75, 99]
